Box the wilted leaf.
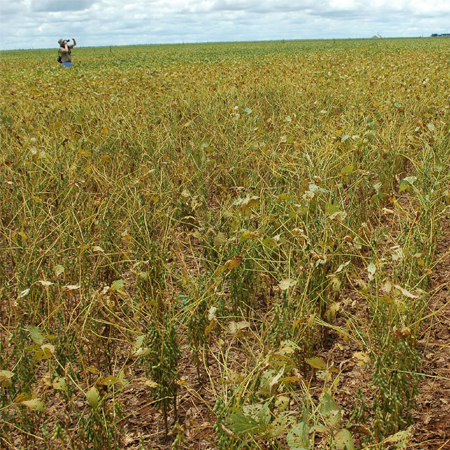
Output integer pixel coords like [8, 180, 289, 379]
[14, 392, 32, 403]
[335, 261, 350, 273]
[63, 284, 81, 292]
[38, 280, 54, 286]
[394, 284, 419, 299]
[133, 347, 151, 357]
[208, 306, 217, 321]
[229, 321, 250, 335]
[269, 367, 285, 392]
[18, 288, 30, 299]
[92, 246, 104, 253]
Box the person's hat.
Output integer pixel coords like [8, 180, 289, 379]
[58, 38, 64, 45]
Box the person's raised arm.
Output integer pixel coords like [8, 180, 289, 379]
[72, 38, 77, 47]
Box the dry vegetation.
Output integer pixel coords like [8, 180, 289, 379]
[1, 38, 449, 450]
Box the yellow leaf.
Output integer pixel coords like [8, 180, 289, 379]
[144, 379, 158, 388]
[353, 352, 371, 366]
[0, 370, 14, 388]
[86, 387, 99, 409]
[224, 255, 243, 271]
[305, 357, 327, 370]
[279, 279, 296, 291]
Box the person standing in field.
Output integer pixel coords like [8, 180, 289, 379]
[58, 38, 77, 67]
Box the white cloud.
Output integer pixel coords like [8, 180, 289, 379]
[0, 0, 449, 50]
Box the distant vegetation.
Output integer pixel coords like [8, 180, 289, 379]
[1, 38, 449, 449]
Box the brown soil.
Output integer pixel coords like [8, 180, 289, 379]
[411, 212, 450, 449]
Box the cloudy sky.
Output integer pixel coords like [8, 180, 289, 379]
[1, 0, 449, 50]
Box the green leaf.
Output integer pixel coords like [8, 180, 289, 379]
[286, 421, 309, 450]
[52, 377, 68, 392]
[325, 203, 340, 216]
[54, 264, 65, 276]
[335, 428, 355, 450]
[275, 395, 290, 412]
[28, 325, 45, 346]
[86, 386, 99, 409]
[110, 279, 126, 291]
[269, 411, 297, 438]
[134, 334, 146, 350]
[341, 165, 354, 176]
[399, 176, 417, 192]
[22, 398, 46, 412]
[33, 347, 53, 361]
[308, 184, 329, 194]
[320, 393, 341, 428]
[263, 236, 277, 248]
[367, 262, 376, 276]
[228, 413, 262, 435]
[258, 402, 271, 427]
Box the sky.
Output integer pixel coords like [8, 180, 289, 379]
[0, 0, 449, 51]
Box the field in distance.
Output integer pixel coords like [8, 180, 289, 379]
[1, 38, 449, 449]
